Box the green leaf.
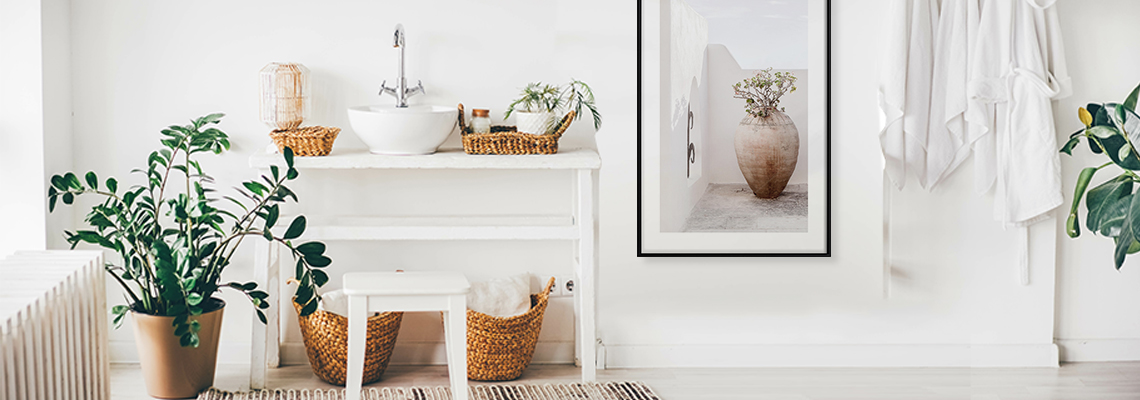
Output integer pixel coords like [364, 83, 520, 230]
[256, 310, 267, 324]
[1125, 82, 1140, 112]
[243, 181, 268, 196]
[201, 113, 225, 125]
[106, 177, 118, 193]
[180, 332, 200, 348]
[1120, 145, 1132, 161]
[62, 193, 74, 205]
[1067, 167, 1098, 238]
[283, 216, 306, 240]
[1114, 193, 1140, 269]
[296, 285, 313, 305]
[1087, 175, 1134, 235]
[262, 229, 273, 242]
[49, 195, 57, 213]
[311, 269, 329, 286]
[187, 293, 203, 306]
[50, 175, 67, 191]
[64, 172, 81, 190]
[287, 168, 298, 180]
[1060, 135, 1081, 156]
[265, 205, 279, 229]
[283, 147, 295, 169]
[300, 299, 318, 317]
[295, 259, 305, 281]
[270, 165, 280, 180]
[296, 242, 325, 256]
[85, 172, 98, 189]
[305, 254, 331, 267]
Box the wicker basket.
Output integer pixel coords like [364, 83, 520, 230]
[293, 300, 402, 386]
[269, 126, 340, 156]
[458, 104, 575, 155]
[465, 277, 556, 381]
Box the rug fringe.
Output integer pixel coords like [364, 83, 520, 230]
[197, 381, 659, 400]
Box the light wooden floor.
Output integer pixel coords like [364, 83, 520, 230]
[111, 362, 1140, 400]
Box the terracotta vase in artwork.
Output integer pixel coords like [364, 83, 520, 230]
[734, 110, 799, 198]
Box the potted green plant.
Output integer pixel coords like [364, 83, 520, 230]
[732, 68, 800, 198]
[1062, 82, 1140, 269]
[47, 114, 330, 399]
[504, 79, 603, 135]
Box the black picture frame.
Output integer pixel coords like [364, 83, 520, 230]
[636, 0, 832, 257]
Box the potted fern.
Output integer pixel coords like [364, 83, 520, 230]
[504, 79, 603, 135]
[1062, 82, 1140, 269]
[47, 114, 330, 398]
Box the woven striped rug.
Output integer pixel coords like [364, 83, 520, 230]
[196, 381, 660, 400]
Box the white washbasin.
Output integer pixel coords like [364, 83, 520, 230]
[347, 104, 458, 155]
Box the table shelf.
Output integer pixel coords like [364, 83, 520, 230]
[299, 215, 579, 241]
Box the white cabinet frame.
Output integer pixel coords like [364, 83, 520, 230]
[247, 148, 601, 388]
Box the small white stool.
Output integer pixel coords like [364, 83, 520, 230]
[343, 271, 470, 400]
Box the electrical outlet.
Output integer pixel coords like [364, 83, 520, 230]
[549, 275, 575, 297]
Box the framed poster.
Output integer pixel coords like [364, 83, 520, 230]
[637, 0, 831, 256]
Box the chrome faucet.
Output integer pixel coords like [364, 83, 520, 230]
[380, 23, 424, 108]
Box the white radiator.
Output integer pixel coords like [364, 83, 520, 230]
[1, 251, 108, 400]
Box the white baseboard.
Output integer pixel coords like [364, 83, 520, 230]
[1057, 339, 1140, 362]
[110, 341, 1061, 368]
[602, 344, 1060, 368]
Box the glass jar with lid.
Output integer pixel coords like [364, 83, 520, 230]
[471, 109, 492, 134]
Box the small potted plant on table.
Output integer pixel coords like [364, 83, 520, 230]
[505, 79, 602, 135]
[47, 114, 331, 399]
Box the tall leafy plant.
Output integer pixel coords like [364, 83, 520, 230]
[48, 114, 330, 347]
[1062, 82, 1140, 269]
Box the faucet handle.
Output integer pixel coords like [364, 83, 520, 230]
[379, 80, 397, 97]
[407, 80, 425, 97]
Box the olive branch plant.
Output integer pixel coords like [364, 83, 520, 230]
[47, 114, 330, 347]
[733, 67, 798, 118]
[1062, 82, 1140, 269]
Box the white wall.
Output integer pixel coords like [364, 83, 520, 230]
[0, 0, 73, 258]
[707, 44, 809, 185]
[1053, 0, 1140, 362]
[30, 0, 1125, 368]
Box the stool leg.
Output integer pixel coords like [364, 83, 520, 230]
[446, 297, 467, 400]
[346, 296, 367, 400]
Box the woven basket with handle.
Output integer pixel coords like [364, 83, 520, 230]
[465, 277, 556, 381]
[458, 104, 575, 155]
[293, 300, 402, 386]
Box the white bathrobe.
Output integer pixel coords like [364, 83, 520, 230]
[880, 0, 938, 189]
[970, 0, 1070, 284]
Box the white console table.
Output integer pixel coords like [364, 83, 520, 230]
[247, 147, 601, 388]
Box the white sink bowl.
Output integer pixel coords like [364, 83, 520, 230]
[347, 104, 458, 155]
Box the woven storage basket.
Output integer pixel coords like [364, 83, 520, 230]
[466, 277, 556, 381]
[269, 126, 341, 156]
[458, 104, 575, 155]
[293, 300, 402, 386]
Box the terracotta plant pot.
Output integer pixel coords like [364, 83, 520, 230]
[734, 110, 800, 198]
[514, 111, 555, 135]
[130, 299, 225, 399]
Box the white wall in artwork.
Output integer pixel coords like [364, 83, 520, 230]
[659, 0, 711, 232]
[706, 44, 809, 185]
[686, 0, 809, 70]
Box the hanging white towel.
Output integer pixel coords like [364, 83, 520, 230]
[880, 0, 938, 189]
[926, 0, 983, 189]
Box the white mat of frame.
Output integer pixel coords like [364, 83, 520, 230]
[197, 381, 660, 400]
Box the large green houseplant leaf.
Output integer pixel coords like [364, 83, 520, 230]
[1062, 82, 1140, 269]
[48, 114, 330, 346]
